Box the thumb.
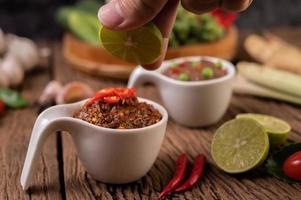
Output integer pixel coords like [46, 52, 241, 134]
[98, 0, 168, 31]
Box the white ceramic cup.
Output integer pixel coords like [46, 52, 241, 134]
[128, 56, 235, 127]
[21, 98, 168, 190]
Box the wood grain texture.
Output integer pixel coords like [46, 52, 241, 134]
[0, 44, 62, 200]
[53, 41, 301, 199]
[2, 30, 301, 199]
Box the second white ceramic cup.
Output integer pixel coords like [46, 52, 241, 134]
[128, 56, 235, 127]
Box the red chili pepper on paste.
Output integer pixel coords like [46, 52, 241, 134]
[175, 154, 206, 192]
[158, 154, 188, 200]
[85, 88, 136, 106]
[103, 96, 121, 104]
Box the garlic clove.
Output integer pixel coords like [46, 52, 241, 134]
[39, 81, 63, 104]
[0, 29, 6, 55]
[6, 34, 39, 71]
[55, 82, 94, 104]
[1, 54, 24, 86]
[0, 65, 10, 87]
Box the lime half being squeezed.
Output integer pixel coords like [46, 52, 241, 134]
[99, 23, 163, 65]
[211, 118, 270, 173]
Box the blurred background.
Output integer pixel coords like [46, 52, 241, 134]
[0, 0, 300, 39]
[1, 0, 301, 97]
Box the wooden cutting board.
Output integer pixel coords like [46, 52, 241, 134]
[63, 27, 238, 80]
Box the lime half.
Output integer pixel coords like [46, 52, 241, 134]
[236, 113, 290, 147]
[211, 118, 269, 173]
[99, 23, 163, 65]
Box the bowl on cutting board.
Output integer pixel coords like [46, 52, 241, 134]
[62, 27, 238, 80]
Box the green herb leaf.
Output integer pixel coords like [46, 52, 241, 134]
[0, 88, 28, 108]
[266, 143, 301, 184]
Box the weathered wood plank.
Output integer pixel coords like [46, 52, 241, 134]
[53, 39, 301, 200]
[136, 89, 301, 200]
[0, 44, 61, 200]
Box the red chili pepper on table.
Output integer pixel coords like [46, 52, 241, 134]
[158, 154, 188, 200]
[175, 154, 206, 192]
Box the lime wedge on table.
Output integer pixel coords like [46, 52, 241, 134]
[99, 23, 163, 65]
[211, 118, 269, 173]
[236, 113, 290, 147]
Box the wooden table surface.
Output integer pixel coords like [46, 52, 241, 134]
[1, 28, 301, 200]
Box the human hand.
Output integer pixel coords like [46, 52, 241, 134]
[98, 0, 252, 70]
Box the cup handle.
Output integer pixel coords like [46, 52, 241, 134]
[20, 104, 77, 190]
[127, 67, 159, 88]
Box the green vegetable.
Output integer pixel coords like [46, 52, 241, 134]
[191, 61, 199, 68]
[201, 67, 213, 79]
[68, 11, 100, 46]
[169, 31, 180, 48]
[215, 61, 223, 69]
[56, 0, 102, 27]
[56, 0, 104, 46]
[238, 62, 301, 98]
[74, 0, 101, 14]
[169, 6, 224, 48]
[56, 7, 74, 28]
[178, 73, 189, 81]
[0, 88, 28, 108]
[233, 74, 301, 106]
[266, 143, 301, 184]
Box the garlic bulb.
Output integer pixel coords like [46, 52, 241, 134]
[56, 82, 94, 104]
[1, 54, 24, 86]
[0, 70, 9, 87]
[0, 60, 9, 87]
[6, 34, 39, 71]
[0, 29, 6, 55]
[39, 81, 63, 104]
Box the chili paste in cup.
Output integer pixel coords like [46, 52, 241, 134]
[163, 59, 227, 81]
[73, 88, 161, 129]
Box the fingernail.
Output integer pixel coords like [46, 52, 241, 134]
[98, 1, 123, 27]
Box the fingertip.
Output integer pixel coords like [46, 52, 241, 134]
[181, 0, 219, 15]
[142, 62, 162, 70]
[141, 37, 169, 70]
[98, 1, 124, 29]
[222, 0, 252, 12]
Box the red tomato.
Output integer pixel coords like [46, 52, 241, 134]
[0, 100, 4, 113]
[283, 151, 301, 181]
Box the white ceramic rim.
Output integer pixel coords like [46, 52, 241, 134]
[61, 97, 168, 135]
[152, 56, 236, 86]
